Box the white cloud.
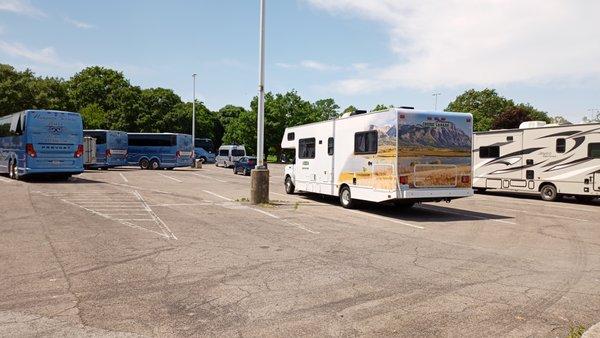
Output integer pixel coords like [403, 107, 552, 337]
[276, 60, 342, 71]
[300, 60, 340, 71]
[0, 40, 86, 72]
[306, 0, 600, 94]
[64, 17, 94, 29]
[0, 0, 45, 17]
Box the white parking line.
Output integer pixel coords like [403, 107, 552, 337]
[475, 195, 599, 213]
[417, 205, 516, 225]
[193, 173, 227, 183]
[347, 209, 425, 230]
[119, 173, 129, 182]
[482, 205, 592, 222]
[133, 190, 177, 240]
[158, 173, 182, 183]
[202, 190, 233, 201]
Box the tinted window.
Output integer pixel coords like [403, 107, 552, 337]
[287, 132, 295, 141]
[556, 138, 566, 153]
[84, 131, 107, 145]
[299, 138, 316, 159]
[0, 114, 23, 137]
[232, 149, 245, 156]
[354, 131, 378, 154]
[128, 134, 176, 147]
[589, 143, 600, 158]
[328, 137, 334, 155]
[479, 146, 500, 158]
[219, 149, 229, 156]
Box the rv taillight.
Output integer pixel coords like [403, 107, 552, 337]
[461, 175, 470, 184]
[105, 149, 112, 157]
[26, 143, 37, 157]
[399, 175, 408, 185]
[176, 150, 181, 158]
[74, 144, 84, 158]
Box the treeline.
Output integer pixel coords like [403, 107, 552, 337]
[1, 63, 556, 157]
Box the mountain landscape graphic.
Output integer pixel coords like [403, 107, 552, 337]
[377, 122, 471, 150]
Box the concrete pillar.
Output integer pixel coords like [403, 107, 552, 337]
[251, 168, 269, 204]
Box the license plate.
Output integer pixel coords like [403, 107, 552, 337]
[51, 160, 62, 164]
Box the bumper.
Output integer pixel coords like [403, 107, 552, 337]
[24, 167, 84, 175]
[398, 187, 474, 200]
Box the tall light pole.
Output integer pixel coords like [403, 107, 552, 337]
[251, 0, 269, 204]
[432, 92, 441, 111]
[192, 73, 197, 166]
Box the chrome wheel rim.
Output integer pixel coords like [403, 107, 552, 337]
[341, 190, 350, 205]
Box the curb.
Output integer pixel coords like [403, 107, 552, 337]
[583, 322, 600, 338]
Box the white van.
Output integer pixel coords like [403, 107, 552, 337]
[216, 145, 246, 168]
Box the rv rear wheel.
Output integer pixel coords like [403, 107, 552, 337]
[540, 184, 558, 202]
[285, 176, 295, 194]
[339, 186, 355, 209]
[139, 159, 150, 170]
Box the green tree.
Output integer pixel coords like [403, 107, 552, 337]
[312, 98, 340, 120]
[372, 104, 389, 111]
[550, 115, 571, 125]
[583, 110, 600, 123]
[491, 106, 532, 130]
[80, 103, 108, 129]
[446, 88, 549, 131]
[137, 87, 182, 132]
[343, 105, 357, 114]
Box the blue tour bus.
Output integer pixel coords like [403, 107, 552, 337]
[127, 133, 193, 170]
[0, 110, 84, 179]
[194, 138, 216, 163]
[83, 129, 128, 170]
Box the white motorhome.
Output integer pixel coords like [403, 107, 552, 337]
[473, 121, 600, 202]
[281, 108, 474, 208]
[216, 144, 246, 168]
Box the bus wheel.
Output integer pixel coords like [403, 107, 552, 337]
[285, 176, 295, 194]
[540, 184, 558, 202]
[9, 160, 18, 180]
[150, 160, 160, 170]
[339, 186, 355, 209]
[139, 159, 150, 170]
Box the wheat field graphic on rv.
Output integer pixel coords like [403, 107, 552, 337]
[338, 111, 473, 190]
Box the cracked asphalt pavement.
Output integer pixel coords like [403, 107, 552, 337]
[1, 164, 599, 336]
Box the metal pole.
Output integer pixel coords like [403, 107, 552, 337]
[432, 92, 441, 111]
[192, 74, 197, 153]
[257, 0, 265, 168]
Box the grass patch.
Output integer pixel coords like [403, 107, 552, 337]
[567, 325, 586, 338]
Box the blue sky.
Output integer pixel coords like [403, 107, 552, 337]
[1, 0, 599, 122]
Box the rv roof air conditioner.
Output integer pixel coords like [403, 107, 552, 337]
[519, 121, 547, 129]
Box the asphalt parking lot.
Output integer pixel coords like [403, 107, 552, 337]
[1, 163, 599, 337]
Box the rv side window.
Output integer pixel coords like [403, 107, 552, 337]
[479, 146, 500, 158]
[219, 149, 229, 156]
[556, 138, 566, 153]
[232, 149, 245, 157]
[298, 138, 316, 159]
[287, 132, 295, 141]
[589, 143, 600, 158]
[327, 137, 334, 155]
[354, 131, 378, 154]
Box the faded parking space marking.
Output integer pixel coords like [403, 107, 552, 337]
[34, 189, 177, 239]
[416, 204, 516, 225]
[158, 173, 182, 183]
[193, 173, 227, 183]
[347, 209, 424, 230]
[119, 173, 129, 182]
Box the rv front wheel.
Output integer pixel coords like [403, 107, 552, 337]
[339, 186, 355, 209]
[285, 176, 295, 194]
[540, 184, 558, 202]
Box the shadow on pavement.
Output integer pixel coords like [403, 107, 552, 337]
[294, 193, 515, 223]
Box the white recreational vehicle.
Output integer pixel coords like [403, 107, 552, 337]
[473, 121, 600, 202]
[280, 108, 474, 208]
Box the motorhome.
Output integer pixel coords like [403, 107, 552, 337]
[280, 108, 474, 208]
[473, 121, 600, 202]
